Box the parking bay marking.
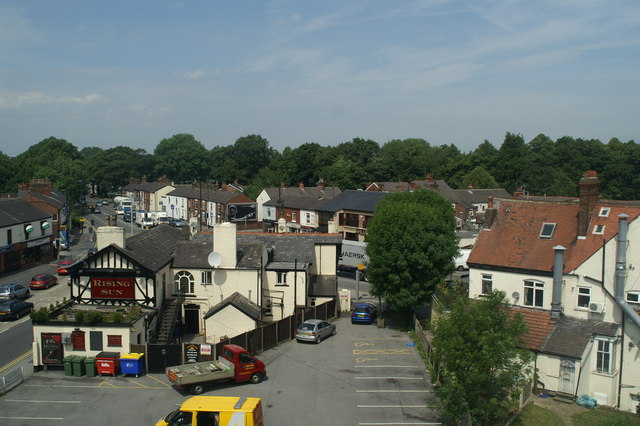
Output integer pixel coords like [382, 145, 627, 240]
[353, 349, 414, 355]
[356, 390, 434, 393]
[4, 399, 81, 404]
[355, 376, 423, 380]
[0, 416, 65, 421]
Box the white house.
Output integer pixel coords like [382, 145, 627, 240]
[467, 171, 640, 413]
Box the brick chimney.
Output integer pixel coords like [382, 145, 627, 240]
[487, 196, 494, 209]
[317, 178, 325, 190]
[578, 170, 600, 237]
[30, 179, 52, 196]
[298, 182, 305, 189]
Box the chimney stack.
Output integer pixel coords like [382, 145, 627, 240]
[578, 170, 600, 237]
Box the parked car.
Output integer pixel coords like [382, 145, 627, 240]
[295, 319, 336, 343]
[0, 300, 34, 320]
[351, 302, 378, 324]
[0, 283, 30, 301]
[57, 260, 75, 275]
[169, 218, 185, 228]
[94, 207, 102, 214]
[30, 273, 58, 290]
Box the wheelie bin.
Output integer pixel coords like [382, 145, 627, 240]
[63, 355, 74, 376]
[72, 356, 86, 377]
[120, 353, 145, 377]
[95, 351, 120, 376]
[84, 356, 96, 377]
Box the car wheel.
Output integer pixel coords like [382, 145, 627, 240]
[316, 335, 322, 344]
[331, 327, 337, 336]
[191, 384, 205, 395]
[250, 373, 262, 384]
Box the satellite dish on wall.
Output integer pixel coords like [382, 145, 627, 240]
[512, 292, 520, 299]
[208, 251, 222, 268]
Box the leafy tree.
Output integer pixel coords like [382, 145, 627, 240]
[0, 151, 17, 192]
[154, 134, 209, 183]
[374, 138, 432, 182]
[431, 291, 533, 424]
[366, 190, 458, 323]
[493, 132, 531, 193]
[318, 155, 366, 190]
[85, 146, 154, 195]
[281, 143, 333, 186]
[461, 166, 499, 189]
[227, 135, 277, 183]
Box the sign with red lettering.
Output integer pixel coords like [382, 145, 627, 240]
[90, 277, 135, 299]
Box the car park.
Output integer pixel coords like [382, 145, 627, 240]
[351, 302, 378, 324]
[295, 319, 336, 343]
[30, 273, 58, 290]
[0, 299, 34, 320]
[57, 260, 75, 275]
[0, 283, 30, 301]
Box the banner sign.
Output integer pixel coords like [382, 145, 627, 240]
[91, 277, 135, 299]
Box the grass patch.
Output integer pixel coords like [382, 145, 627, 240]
[573, 406, 640, 425]
[511, 403, 563, 426]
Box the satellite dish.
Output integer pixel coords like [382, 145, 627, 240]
[208, 251, 222, 268]
[512, 292, 520, 299]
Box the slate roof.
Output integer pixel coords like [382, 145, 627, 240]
[203, 291, 261, 320]
[512, 306, 618, 358]
[0, 199, 50, 227]
[454, 188, 512, 206]
[167, 186, 251, 203]
[123, 181, 171, 192]
[172, 240, 264, 269]
[26, 189, 67, 209]
[469, 197, 640, 273]
[263, 186, 341, 201]
[263, 195, 329, 210]
[316, 190, 389, 213]
[122, 225, 189, 271]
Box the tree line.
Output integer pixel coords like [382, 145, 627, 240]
[1, 132, 638, 203]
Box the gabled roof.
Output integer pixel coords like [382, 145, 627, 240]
[365, 182, 411, 192]
[123, 181, 172, 193]
[316, 190, 388, 213]
[454, 188, 512, 206]
[167, 186, 252, 203]
[25, 190, 67, 209]
[263, 195, 328, 210]
[263, 186, 341, 201]
[0, 199, 50, 227]
[511, 307, 556, 351]
[469, 197, 640, 273]
[123, 225, 189, 271]
[203, 291, 261, 320]
[172, 240, 264, 269]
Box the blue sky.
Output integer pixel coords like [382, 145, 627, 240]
[1, 0, 638, 157]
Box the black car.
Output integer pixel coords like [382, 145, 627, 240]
[0, 300, 34, 320]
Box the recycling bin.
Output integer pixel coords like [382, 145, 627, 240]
[63, 355, 74, 376]
[84, 356, 96, 377]
[120, 353, 145, 377]
[72, 356, 86, 377]
[95, 351, 120, 376]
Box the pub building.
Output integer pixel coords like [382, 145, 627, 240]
[32, 225, 188, 370]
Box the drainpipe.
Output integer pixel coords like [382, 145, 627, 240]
[613, 214, 640, 328]
[551, 246, 566, 321]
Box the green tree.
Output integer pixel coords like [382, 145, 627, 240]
[0, 151, 17, 192]
[365, 190, 458, 323]
[373, 138, 432, 182]
[85, 146, 154, 195]
[431, 291, 533, 424]
[154, 134, 209, 183]
[227, 134, 277, 183]
[461, 166, 499, 189]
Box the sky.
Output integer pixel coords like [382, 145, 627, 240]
[1, 0, 639, 157]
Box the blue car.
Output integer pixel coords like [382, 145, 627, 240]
[351, 302, 378, 324]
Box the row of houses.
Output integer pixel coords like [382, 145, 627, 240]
[0, 180, 69, 274]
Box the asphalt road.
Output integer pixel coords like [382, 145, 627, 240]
[0, 316, 441, 425]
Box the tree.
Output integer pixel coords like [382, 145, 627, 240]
[0, 151, 17, 193]
[373, 138, 433, 182]
[431, 291, 533, 424]
[154, 134, 209, 183]
[461, 166, 499, 189]
[365, 190, 458, 323]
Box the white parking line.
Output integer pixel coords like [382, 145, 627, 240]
[0, 417, 64, 420]
[4, 399, 81, 403]
[356, 390, 433, 393]
[355, 377, 423, 380]
[357, 405, 429, 408]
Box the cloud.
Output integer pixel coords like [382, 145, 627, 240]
[180, 70, 206, 80]
[0, 91, 102, 109]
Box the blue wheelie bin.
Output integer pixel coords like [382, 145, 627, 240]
[120, 353, 144, 378]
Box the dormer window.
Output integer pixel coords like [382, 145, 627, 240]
[593, 224, 605, 235]
[598, 207, 610, 217]
[539, 223, 556, 239]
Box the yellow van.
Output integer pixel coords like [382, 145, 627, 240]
[156, 396, 264, 426]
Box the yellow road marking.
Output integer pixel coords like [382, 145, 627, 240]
[355, 358, 378, 363]
[0, 350, 32, 373]
[354, 342, 375, 347]
[353, 349, 413, 355]
[147, 374, 173, 387]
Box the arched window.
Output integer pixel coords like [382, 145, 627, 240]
[174, 271, 194, 294]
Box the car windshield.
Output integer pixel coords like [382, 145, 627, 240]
[354, 306, 370, 313]
[299, 323, 316, 331]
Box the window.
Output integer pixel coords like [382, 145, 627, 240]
[539, 223, 556, 239]
[524, 280, 544, 307]
[598, 207, 610, 217]
[52, 213, 58, 221]
[90, 331, 103, 351]
[276, 271, 287, 285]
[72, 330, 86, 351]
[201, 271, 212, 285]
[292, 211, 296, 222]
[6, 229, 11, 244]
[593, 224, 605, 235]
[174, 271, 195, 293]
[595, 338, 614, 374]
[107, 335, 122, 347]
[577, 287, 591, 308]
[481, 274, 493, 294]
[627, 291, 640, 304]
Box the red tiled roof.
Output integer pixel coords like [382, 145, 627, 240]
[511, 307, 556, 351]
[469, 197, 640, 273]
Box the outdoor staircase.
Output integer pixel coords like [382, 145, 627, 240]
[155, 296, 184, 344]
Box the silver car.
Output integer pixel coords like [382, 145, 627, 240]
[0, 284, 30, 301]
[295, 319, 336, 344]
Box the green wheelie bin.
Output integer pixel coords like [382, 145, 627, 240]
[72, 356, 86, 377]
[85, 356, 96, 377]
[63, 355, 74, 376]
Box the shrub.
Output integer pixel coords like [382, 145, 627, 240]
[86, 311, 104, 325]
[30, 308, 49, 323]
[111, 313, 124, 323]
[74, 311, 86, 322]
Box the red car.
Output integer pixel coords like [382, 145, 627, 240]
[57, 260, 75, 275]
[30, 273, 58, 290]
